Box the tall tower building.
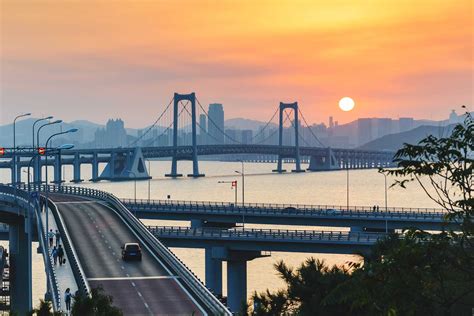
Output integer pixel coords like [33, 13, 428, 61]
[357, 118, 373, 146]
[199, 114, 207, 144]
[208, 103, 225, 144]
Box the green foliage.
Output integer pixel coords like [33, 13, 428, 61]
[251, 258, 359, 316]
[249, 108, 474, 315]
[72, 287, 122, 316]
[383, 108, 473, 234]
[30, 299, 63, 316]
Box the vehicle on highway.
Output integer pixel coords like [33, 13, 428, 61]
[326, 209, 343, 215]
[121, 242, 142, 261]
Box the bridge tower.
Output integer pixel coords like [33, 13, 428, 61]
[273, 102, 305, 173]
[165, 92, 204, 178]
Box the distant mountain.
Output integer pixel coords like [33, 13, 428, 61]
[225, 118, 277, 131]
[358, 125, 455, 151]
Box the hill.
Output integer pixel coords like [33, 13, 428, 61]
[358, 125, 455, 151]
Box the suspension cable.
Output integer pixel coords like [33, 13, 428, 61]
[129, 97, 174, 146]
[298, 108, 326, 147]
[195, 97, 242, 144]
[142, 101, 189, 147]
[251, 106, 279, 140]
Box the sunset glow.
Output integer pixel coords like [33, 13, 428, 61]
[1, 0, 472, 126]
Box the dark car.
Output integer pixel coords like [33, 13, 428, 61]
[121, 243, 142, 261]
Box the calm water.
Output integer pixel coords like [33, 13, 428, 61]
[1, 161, 437, 307]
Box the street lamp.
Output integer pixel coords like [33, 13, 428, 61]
[36, 120, 62, 184]
[379, 170, 389, 233]
[234, 160, 245, 204]
[13, 113, 31, 186]
[44, 129, 78, 249]
[27, 144, 74, 190]
[218, 180, 238, 204]
[126, 170, 138, 206]
[32, 116, 53, 148]
[346, 165, 349, 210]
[147, 160, 151, 202]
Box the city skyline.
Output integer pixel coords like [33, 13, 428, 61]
[1, 1, 472, 127]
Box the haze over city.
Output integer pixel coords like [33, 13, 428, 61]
[1, 0, 472, 126]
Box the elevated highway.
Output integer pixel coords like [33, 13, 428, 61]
[148, 226, 381, 254]
[123, 198, 451, 231]
[0, 185, 231, 315]
[49, 194, 209, 315]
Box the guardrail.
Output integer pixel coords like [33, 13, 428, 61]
[31, 184, 231, 316]
[0, 185, 62, 311]
[0, 246, 6, 289]
[122, 198, 448, 220]
[148, 226, 385, 243]
[35, 198, 62, 310]
[47, 198, 90, 297]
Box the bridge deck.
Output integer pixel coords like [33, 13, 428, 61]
[49, 194, 205, 315]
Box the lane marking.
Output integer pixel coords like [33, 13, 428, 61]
[87, 276, 178, 281]
[97, 201, 208, 316]
[54, 201, 98, 204]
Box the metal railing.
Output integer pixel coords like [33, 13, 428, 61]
[33, 184, 231, 316]
[0, 185, 62, 311]
[47, 197, 90, 297]
[148, 226, 385, 243]
[122, 198, 448, 220]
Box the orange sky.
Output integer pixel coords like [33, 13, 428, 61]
[1, 0, 473, 127]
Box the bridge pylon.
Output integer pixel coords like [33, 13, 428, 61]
[272, 102, 305, 173]
[165, 92, 204, 178]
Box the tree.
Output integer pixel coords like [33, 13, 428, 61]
[71, 287, 122, 316]
[249, 108, 474, 315]
[30, 299, 63, 316]
[251, 258, 359, 315]
[383, 108, 473, 235]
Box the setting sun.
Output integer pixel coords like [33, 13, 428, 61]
[339, 97, 355, 112]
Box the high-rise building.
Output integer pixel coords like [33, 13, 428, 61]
[199, 114, 207, 144]
[94, 119, 127, 148]
[377, 118, 393, 138]
[357, 118, 373, 146]
[398, 117, 414, 133]
[241, 130, 253, 144]
[329, 116, 334, 129]
[208, 103, 225, 144]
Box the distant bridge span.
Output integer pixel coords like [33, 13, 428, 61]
[0, 144, 395, 183]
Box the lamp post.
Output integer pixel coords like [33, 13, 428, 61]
[234, 160, 245, 204]
[27, 144, 74, 190]
[126, 170, 138, 210]
[36, 120, 62, 185]
[44, 129, 78, 252]
[381, 171, 388, 233]
[218, 180, 238, 205]
[147, 160, 151, 202]
[346, 164, 350, 210]
[32, 116, 53, 148]
[13, 113, 31, 186]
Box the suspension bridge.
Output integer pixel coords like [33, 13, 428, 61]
[1, 92, 394, 183]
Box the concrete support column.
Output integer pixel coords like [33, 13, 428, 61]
[53, 153, 62, 184]
[34, 156, 41, 184]
[205, 248, 222, 296]
[91, 152, 99, 181]
[16, 158, 22, 184]
[227, 259, 247, 312]
[166, 93, 183, 178]
[110, 152, 116, 177]
[72, 153, 83, 183]
[9, 218, 32, 314]
[188, 93, 204, 178]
